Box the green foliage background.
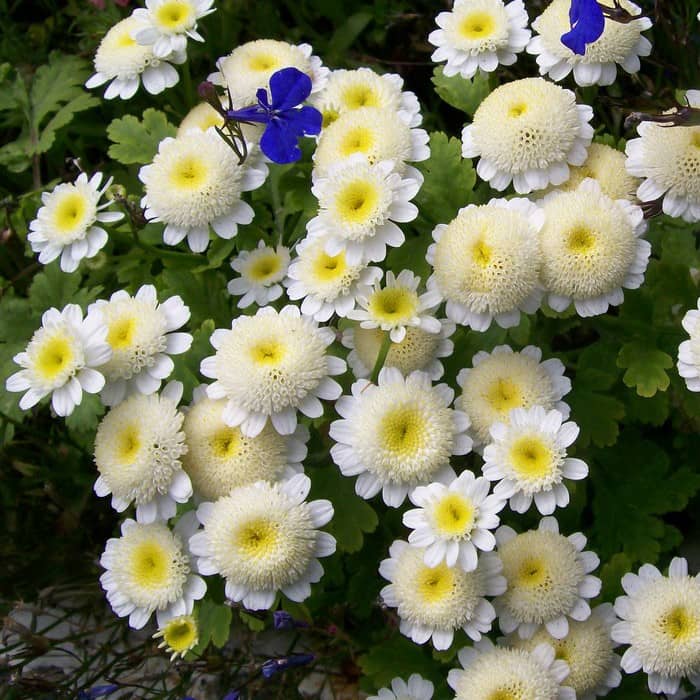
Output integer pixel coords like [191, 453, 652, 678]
[2, 0, 700, 697]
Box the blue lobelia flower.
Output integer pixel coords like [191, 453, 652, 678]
[561, 0, 605, 55]
[224, 67, 322, 165]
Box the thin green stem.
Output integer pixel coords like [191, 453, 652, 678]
[369, 332, 392, 384]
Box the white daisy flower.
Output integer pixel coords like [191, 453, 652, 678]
[678, 301, 700, 392]
[153, 614, 199, 661]
[313, 107, 430, 179]
[132, 0, 215, 58]
[200, 305, 345, 437]
[139, 130, 268, 253]
[307, 156, 421, 265]
[612, 557, 700, 696]
[368, 674, 434, 700]
[6, 304, 110, 417]
[189, 474, 336, 610]
[625, 91, 700, 222]
[85, 16, 185, 99]
[457, 345, 571, 451]
[182, 388, 307, 502]
[527, 0, 652, 87]
[538, 178, 650, 317]
[495, 517, 601, 640]
[100, 513, 206, 629]
[342, 319, 455, 381]
[330, 368, 472, 507]
[312, 67, 422, 128]
[348, 270, 442, 344]
[462, 77, 593, 194]
[482, 406, 588, 515]
[404, 469, 506, 571]
[228, 241, 290, 309]
[428, 0, 531, 79]
[427, 197, 544, 331]
[88, 285, 192, 407]
[507, 603, 622, 700]
[448, 638, 575, 700]
[379, 539, 505, 650]
[285, 236, 381, 321]
[177, 101, 224, 135]
[209, 39, 328, 108]
[28, 172, 124, 273]
[94, 381, 191, 523]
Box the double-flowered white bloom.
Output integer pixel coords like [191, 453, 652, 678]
[538, 179, 650, 317]
[89, 285, 192, 406]
[6, 305, 110, 417]
[28, 172, 123, 273]
[404, 468, 505, 571]
[140, 130, 268, 252]
[100, 514, 206, 629]
[429, 0, 531, 79]
[307, 156, 421, 265]
[448, 638, 575, 700]
[367, 674, 434, 700]
[85, 16, 185, 99]
[94, 381, 191, 523]
[495, 517, 601, 640]
[228, 242, 290, 309]
[380, 539, 505, 649]
[427, 197, 544, 331]
[200, 305, 345, 437]
[462, 77, 593, 194]
[330, 368, 472, 507]
[189, 474, 335, 610]
[678, 299, 700, 392]
[613, 557, 700, 695]
[527, 0, 652, 86]
[483, 406, 588, 515]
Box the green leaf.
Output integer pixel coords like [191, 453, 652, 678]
[414, 132, 477, 226]
[568, 388, 624, 448]
[64, 393, 104, 437]
[196, 599, 232, 650]
[617, 341, 673, 397]
[309, 465, 378, 553]
[28, 264, 81, 313]
[239, 610, 266, 632]
[107, 108, 177, 165]
[325, 12, 373, 64]
[431, 67, 491, 115]
[359, 635, 437, 689]
[599, 552, 632, 602]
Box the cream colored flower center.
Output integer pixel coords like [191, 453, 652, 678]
[342, 84, 379, 109]
[235, 517, 280, 559]
[340, 127, 376, 159]
[130, 541, 171, 589]
[248, 253, 282, 282]
[486, 378, 523, 414]
[661, 605, 698, 643]
[36, 335, 74, 381]
[248, 52, 280, 72]
[210, 426, 240, 458]
[312, 250, 347, 281]
[417, 562, 455, 604]
[107, 316, 136, 350]
[509, 436, 555, 480]
[380, 407, 426, 457]
[367, 287, 418, 324]
[460, 11, 496, 39]
[336, 180, 380, 224]
[53, 192, 88, 233]
[433, 493, 476, 537]
[250, 339, 286, 366]
[155, 1, 195, 31]
[170, 156, 209, 191]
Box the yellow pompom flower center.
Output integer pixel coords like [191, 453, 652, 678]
[116, 424, 142, 463]
[460, 11, 496, 39]
[380, 407, 426, 457]
[567, 226, 596, 254]
[130, 541, 170, 589]
[312, 250, 348, 281]
[155, 1, 195, 31]
[107, 316, 137, 350]
[367, 287, 418, 324]
[36, 335, 74, 381]
[336, 180, 380, 224]
[516, 557, 548, 588]
[54, 192, 88, 233]
[662, 606, 698, 643]
[160, 615, 198, 655]
[509, 436, 555, 480]
[340, 127, 376, 158]
[343, 84, 379, 109]
[434, 494, 476, 537]
[249, 253, 282, 282]
[210, 427, 240, 458]
[418, 562, 455, 604]
[250, 339, 286, 366]
[235, 518, 280, 559]
[171, 156, 209, 191]
[486, 378, 523, 413]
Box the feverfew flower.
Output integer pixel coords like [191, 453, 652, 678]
[28, 172, 123, 273]
[182, 389, 307, 501]
[94, 382, 191, 523]
[153, 614, 199, 660]
[139, 130, 268, 252]
[200, 305, 345, 437]
[429, 0, 531, 79]
[538, 179, 650, 317]
[427, 198, 544, 331]
[368, 674, 434, 700]
[508, 604, 622, 700]
[178, 101, 224, 135]
[132, 0, 215, 58]
[348, 270, 441, 343]
[6, 305, 110, 417]
[495, 517, 601, 640]
[313, 107, 430, 179]
[85, 16, 185, 99]
[462, 77, 593, 194]
[404, 469, 505, 570]
[342, 320, 455, 381]
[483, 406, 588, 515]
[228, 241, 290, 309]
[457, 345, 571, 450]
[89, 285, 192, 406]
[100, 514, 205, 629]
[379, 539, 505, 650]
[448, 638, 575, 700]
[678, 301, 700, 392]
[528, 0, 652, 86]
[307, 156, 421, 265]
[285, 236, 381, 321]
[625, 91, 700, 222]
[613, 557, 700, 695]
[189, 474, 335, 610]
[330, 368, 472, 507]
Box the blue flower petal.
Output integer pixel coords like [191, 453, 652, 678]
[260, 119, 303, 164]
[256, 87, 271, 110]
[269, 67, 313, 112]
[225, 105, 270, 124]
[561, 0, 604, 55]
[281, 105, 322, 137]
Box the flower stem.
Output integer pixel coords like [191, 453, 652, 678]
[369, 332, 392, 384]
